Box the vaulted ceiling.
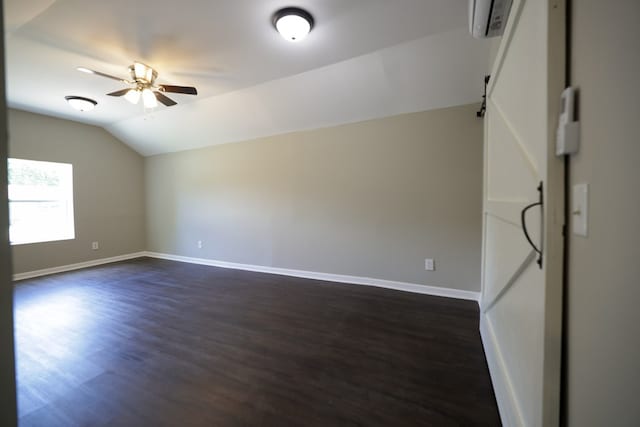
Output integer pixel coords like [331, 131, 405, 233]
[4, 0, 491, 155]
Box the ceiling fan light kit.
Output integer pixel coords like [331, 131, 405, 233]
[65, 96, 97, 112]
[141, 88, 158, 108]
[273, 7, 314, 42]
[124, 89, 141, 104]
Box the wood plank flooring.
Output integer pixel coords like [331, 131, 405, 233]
[13, 257, 499, 426]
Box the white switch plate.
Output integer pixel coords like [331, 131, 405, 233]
[425, 258, 435, 271]
[197, 240, 203, 249]
[572, 183, 588, 237]
[91, 241, 99, 250]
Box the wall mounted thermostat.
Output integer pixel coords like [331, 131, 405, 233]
[556, 87, 580, 156]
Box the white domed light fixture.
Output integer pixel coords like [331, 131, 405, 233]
[124, 88, 141, 105]
[141, 88, 158, 108]
[65, 96, 97, 112]
[273, 7, 314, 42]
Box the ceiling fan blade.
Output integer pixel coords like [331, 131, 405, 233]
[159, 85, 198, 95]
[106, 88, 131, 97]
[77, 67, 128, 82]
[154, 91, 177, 107]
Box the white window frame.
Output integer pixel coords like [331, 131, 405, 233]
[8, 158, 75, 245]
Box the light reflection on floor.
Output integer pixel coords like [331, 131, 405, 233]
[14, 282, 106, 418]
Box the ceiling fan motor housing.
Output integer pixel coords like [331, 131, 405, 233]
[129, 62, 158, 86]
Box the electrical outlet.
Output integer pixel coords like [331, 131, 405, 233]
[425, 258, 435, 271]
[197, 240, 203, 249]
[92, 241, 99, 250]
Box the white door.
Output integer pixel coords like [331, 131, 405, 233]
[480, 0, 565, 426]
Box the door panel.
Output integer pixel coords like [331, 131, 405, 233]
[491, 0, 547, 173]
[480, 0, 565, 426]
[487, 108, 538, 202]
[483, 214, 534, 307]
[490, 263, 545, 425]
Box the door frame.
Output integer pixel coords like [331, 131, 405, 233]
[0, 1, 18, 425]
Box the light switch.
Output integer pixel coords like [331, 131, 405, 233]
[572, 183, 588, 237]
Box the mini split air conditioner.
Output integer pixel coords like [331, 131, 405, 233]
[469, 0, 513, 39]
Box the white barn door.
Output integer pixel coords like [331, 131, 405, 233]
[480, 0, 565, 426]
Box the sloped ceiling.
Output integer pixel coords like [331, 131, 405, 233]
[4, 0, 491, 156]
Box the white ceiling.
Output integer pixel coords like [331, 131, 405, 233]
[4, 0, 491, 156]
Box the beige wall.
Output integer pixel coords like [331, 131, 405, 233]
[146, 104, 483, 292]
[8, 109, 146, 274]
[566, 1, 640, 425]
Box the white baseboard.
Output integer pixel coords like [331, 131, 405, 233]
[480, 314, 525, 427]
[144, 251, 480, 301]
[12, 252, 147, 281]
[13, 250, 480, 302]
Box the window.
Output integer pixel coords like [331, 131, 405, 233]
[8, 158, 75, 245]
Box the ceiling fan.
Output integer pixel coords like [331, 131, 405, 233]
[77, 62, 198, 108]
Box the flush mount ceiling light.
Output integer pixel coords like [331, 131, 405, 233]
[64, 96, 97, 112]
[273, 7, 314, 42]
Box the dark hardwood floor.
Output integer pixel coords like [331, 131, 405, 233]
[13, 257, 500, 426]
